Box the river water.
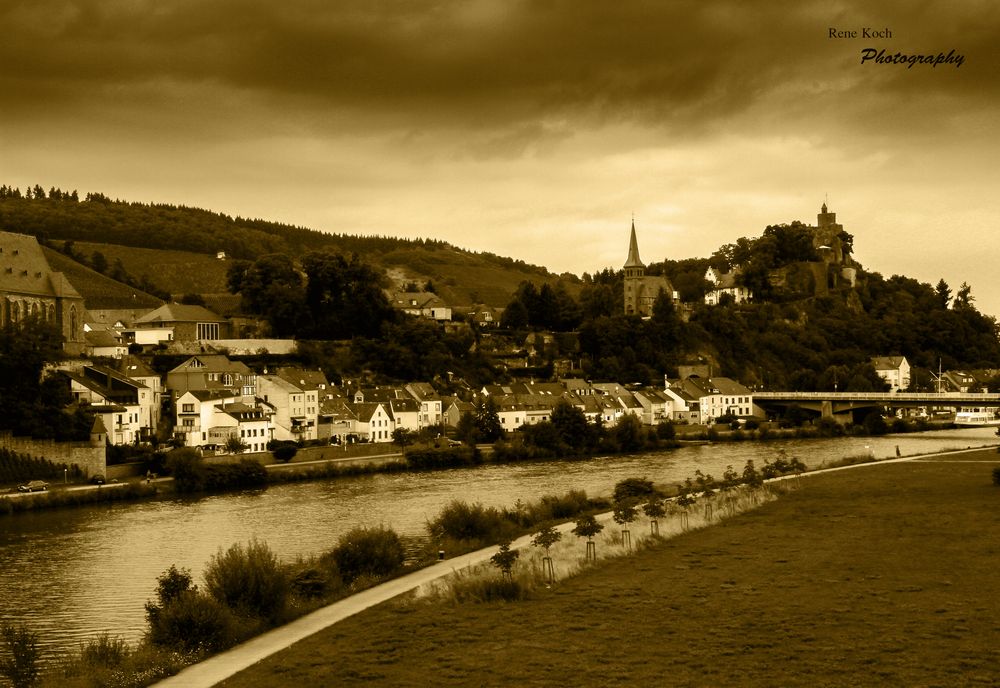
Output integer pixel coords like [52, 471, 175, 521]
[1, 427, 995, 658]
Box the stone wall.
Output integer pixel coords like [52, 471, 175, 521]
[0, 431, 106, 478]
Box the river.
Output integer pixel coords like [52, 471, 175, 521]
[1, 427, 995, 659]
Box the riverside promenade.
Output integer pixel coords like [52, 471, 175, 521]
[153, 521, 581, 688]
[155, 446, 995, 688]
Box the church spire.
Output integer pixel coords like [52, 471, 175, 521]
[624, 218, 644, 269]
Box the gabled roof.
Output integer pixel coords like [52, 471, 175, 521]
[85, 330, 123, 348]
[392, 291, 448, 310]
[870, 356, 908, 371]
[187, 389, 241, 403]
[118, 355, 158, 379]
[350, 402, 391, 423]
[0, 231, 82, 300]
[135, 303, 226, 324]
[680, 377, 752, 398]
[217, 402, 271, 422]
[259, 374, 302, 394]
[405, 382, 440, 401]
[169, 355, 251, 375]
[275, 367, 329, 391]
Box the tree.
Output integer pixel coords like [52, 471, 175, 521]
[0, 623, 40, 688]
[935, 279, 952, 309]
[475, 397, 503, 442]
[392, 428, 414, 450]
[490, 540, 520, 580]
[455, 411, 480, 446]
[642, 498, 666, 536]
[271, 442, 298, 463]
[180, 293, 207, 306]
[550, 401, 590, 451]
[224, 436, 248, 455]
[90, 251, 108, 274]
[572, 514, 604, 560]
[301, 251, 397, 339]
[531, 525, 562, 583]
[613, 477, 656, 504]
[612, 501, 638, 550]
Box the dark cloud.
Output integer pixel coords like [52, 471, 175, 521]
[5, 0, 994, 141]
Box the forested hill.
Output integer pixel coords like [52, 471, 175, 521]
[0, 185, 565, 306]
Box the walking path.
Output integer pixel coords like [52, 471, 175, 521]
[155, 445, 994, 687]
[154, 520, 582, 688]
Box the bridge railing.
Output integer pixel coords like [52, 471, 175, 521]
[754, 391, 1000, 402]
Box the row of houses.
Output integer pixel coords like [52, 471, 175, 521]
[57, 351, 763, 451]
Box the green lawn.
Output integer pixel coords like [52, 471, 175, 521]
[221, 451, 1000, 687]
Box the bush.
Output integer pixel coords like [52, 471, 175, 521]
[204, 540, 289, 622]
[79, 633, 128, 668]
[146, 589, 240, 654]
[271, 442, 298, 463]
[405, 447, 481, 470]
[993, 467, 1000, 486]
[448, 576, 529, 603]
[427, 500, 513, 546]
[202, 459, 268, 491]
[0, 623, 40, 688]
[164, 448, 206, 492]
[613, 477, 656, 504]
[329, 526, 405, 585]
[289, 564, 339, 599]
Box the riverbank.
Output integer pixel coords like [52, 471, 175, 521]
[217, 447, 1000, 687]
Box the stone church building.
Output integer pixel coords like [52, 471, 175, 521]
[623, 221, 674, 317]
[0, 231, 86, 352]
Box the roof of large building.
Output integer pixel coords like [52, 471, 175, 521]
[0, 231, 83, 300]
[274, 367, 329, 392]
[135, 303, 227, 324]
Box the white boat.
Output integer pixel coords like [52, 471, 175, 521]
[953, 408, 1000, 427]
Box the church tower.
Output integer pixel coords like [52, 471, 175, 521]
[623, 219, 645, 315]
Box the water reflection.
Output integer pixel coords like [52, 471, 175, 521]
[0, 427, 995, 657]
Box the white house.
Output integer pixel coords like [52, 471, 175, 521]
[350, 402, 394, 443]
[673, 377, 754, 424]
[174, 389, 240, 447]
[704, 266, 752, 306]
[871, 356, 910, 392]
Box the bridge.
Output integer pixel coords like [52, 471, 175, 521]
[752, 391, 1000, 422]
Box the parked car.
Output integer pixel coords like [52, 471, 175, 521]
[90, 474, 106, 485]
[18, 480, 49, 492]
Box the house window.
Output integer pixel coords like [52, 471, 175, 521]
[197, 322, 220, 340]
[182, 418, 195, 428]
[182, 403, 194, 413]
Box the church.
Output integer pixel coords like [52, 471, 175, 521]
[623, 220, 675, 317]
[0, 231, 86, 352]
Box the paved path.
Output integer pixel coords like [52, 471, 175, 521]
[154, 520, 583, 688]
[155, 444, 996, 687]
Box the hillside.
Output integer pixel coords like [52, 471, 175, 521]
[42, 247, 163, 310]
[0, 189, 573, 307]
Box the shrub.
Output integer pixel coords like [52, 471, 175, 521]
[271, 441, 298, 463]
[427, 500, 512, 545]
[202, 459, 268, 491]
[289, 564, 338, 599]
[329, 526, 405, 584]
[613, 477, 656, 504]
[0, 623, 40, 688]
[146, 589, 240, 653]
[656, 421, 676, 440]
[448, 575, 529, 603]
[204, 540, 289, 622]
[993, 466, 1000, 486]
[406, 447, 481, 470]
[79, 633, 128, 668]
[164, 448, 206, 492]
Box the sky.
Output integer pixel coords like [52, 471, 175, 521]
[3, 0, 999, 314]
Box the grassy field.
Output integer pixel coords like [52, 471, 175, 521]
[220, 451, 1000, 687]
[70, 241, 230, 295]
[42, 247, 163, 309]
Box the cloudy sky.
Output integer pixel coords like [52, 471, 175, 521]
[3, 0, 999, 313]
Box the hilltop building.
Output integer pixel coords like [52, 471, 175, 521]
[623, 221, 674, 317]
[0, 231, 86, 352]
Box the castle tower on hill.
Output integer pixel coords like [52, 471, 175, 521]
[623, 220, 674, 317]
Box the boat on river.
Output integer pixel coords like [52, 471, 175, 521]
[953, 408, 1000, 427]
